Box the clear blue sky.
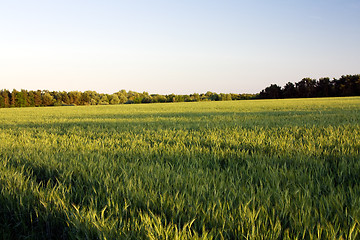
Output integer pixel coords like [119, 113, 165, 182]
[1, 0, 359, 94]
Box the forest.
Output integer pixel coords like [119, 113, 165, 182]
[0, 89, 256, 108]
[0, 74, 359, 108]
[258, 74, 360, 99]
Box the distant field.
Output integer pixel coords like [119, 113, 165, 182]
[1, 97, 360, 239]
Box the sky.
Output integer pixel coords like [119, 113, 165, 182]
[0, 0, 359, 94]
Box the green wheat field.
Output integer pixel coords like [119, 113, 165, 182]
[1, 97, 360, 239]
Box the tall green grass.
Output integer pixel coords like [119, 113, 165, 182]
[1, 97, 360, 239]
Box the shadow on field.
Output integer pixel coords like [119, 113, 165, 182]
[1, 160, 110, 239]
[5, 156, 95, 207]
[0, 169, 69, 239]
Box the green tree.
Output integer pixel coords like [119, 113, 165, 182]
[0, 90, 11, 108]
[99, 95, 109, 105]
[219, 93, 232, 101]
[91, 94, 101, 105]
[175, 95, 184, 102]
[0, 92, 4, 108]
[190, 93, 200, 102]
[166, 94, 176, 102]
[11, 89, 17, 107]
[110, 94, 120, 104]
[210, 93, 219, 101]
[27, 91, 36, 107]
[52, 91, 62, 106]
[59, 91, 70, 105]
[81, 92, 91, 105]
[151, 94, 166, 103]
[34, 90, 42, 106]
[141, 92, 152, 103]
[69, 91, 82, 105]
[17, 89, 29, 107]
[42, 91, 55, 106]
[118, 93, 128, 104]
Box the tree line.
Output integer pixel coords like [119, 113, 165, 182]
[0, 89, 256, 108]
[1, 74, 359, 108]
[258, 74, 360, 99]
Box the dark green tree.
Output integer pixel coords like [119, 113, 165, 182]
[282, 82, 297, 98]
[315, 77, 333, 97]
[259, 84, 282, 99]
[296, 78, 316, 98]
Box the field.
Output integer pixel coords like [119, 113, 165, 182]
[1, 97, 360, 239]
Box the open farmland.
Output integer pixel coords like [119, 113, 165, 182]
[0, 97, 360, 239]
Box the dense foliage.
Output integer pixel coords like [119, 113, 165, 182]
[1, 98, 360, 239]
[0, 89, 256, 108]
[259, 74, 360, 99]
[1, 74, 359, 108]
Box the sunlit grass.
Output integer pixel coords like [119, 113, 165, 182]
[1, 97, 360, 239]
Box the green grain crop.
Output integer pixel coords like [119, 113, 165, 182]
[1, 97, 360, 239]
